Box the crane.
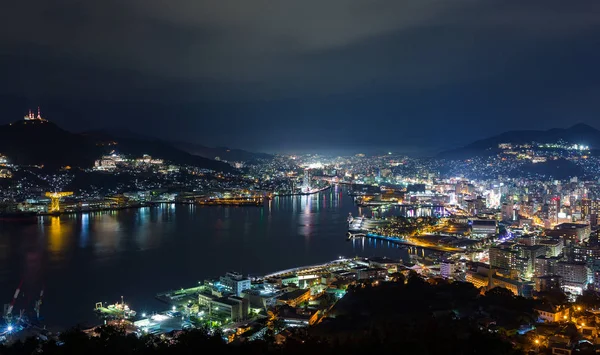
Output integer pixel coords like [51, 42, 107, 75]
[45, 192, 73, 213]
[3, 280, 23, 324]
[34, 288, 44, 319]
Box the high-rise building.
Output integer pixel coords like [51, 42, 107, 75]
[537, 238, 563, 257]
[569, 245, 600, 264]
[516, 245, 547, 276]
[489, 243, 518, 271]
[555, 261, 589, 294]
[534, 256, 561, 277]
[582, 198, 591, 219]
[545, 223, 590, 244]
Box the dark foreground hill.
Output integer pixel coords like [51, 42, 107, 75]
[0, 276, 527, 355]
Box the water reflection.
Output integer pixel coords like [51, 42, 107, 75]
[47, 217, 69, 259]
[0, 188, 412, 327]
[80, 213, 90, 248]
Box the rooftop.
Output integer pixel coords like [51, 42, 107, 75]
[278, 289, 309, 301]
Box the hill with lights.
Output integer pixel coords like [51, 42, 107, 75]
[439, 123, 600, 159]
[0, 116, 233, 171]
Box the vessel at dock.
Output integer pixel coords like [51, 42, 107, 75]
[94, 297, 137, 320]
[196, 196, 265, 206]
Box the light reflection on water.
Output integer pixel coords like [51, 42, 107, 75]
[0, 186, 437, 328]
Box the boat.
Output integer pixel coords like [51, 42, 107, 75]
[196, 196, 264, 206]
[94, 299, 137, 320]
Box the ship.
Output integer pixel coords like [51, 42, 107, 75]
[196, 196, 265, 206]
[94, 298, 137, 320]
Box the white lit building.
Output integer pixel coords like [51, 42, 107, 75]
[440, 260, 458, 279]
[219, 272, 251, 297]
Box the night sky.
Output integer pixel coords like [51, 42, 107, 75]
[2, 1, 600, 155]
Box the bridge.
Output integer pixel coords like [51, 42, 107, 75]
[348, 231, 464, 253]
[262, 258, 352, 279]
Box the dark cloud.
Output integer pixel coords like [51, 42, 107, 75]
[1, 1, 600, 153]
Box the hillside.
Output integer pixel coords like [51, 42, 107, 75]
[0, 120, 232, 171]
[172, 141, 272, 162]
[440, 123, 600, 159]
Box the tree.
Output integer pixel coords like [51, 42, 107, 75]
[577, 289, 600, 309]
[389, 272, 405, 284]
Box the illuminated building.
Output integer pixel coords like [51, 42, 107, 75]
[470, 219, 497, 236]
[301, 169, 311, 192]
[278, 305, 320, 326]
[352, 266, 387, 280]
[94, 153, 123, 171]
[534, 303, 570, 323]
[0, 168, 11, 179]
[569, 245, 600, 264]
[137, 154, 163, 165]
[440, 260, 457, 279]
[535, 256, 561, 277]
[219, 272, 251, 297]
[465, 196, 486, 215]
[489, 243, 518, 270]
[466, 265, 533, 297]
[276, 289, 310, 307]
[517, 245, 548, 277]
[211, 296, 249, 322]
[546, 223, 590, 244]
[537, 239, 563, 257]
[23, 106, 47, 122]
[198, 293, 249, 321]
[534, 275, 562, 293]
[501, 202, 515, 221]
[266, 275, 299, 290]
[582, 198, 591, 219]
[555, 261, 589, 294]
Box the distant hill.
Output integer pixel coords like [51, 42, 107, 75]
[172, 141, 272, 162]
[0, 120, 233, 171]
[439, 123, 600, 159]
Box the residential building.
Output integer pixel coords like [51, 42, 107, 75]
[555, 261, 589, 294]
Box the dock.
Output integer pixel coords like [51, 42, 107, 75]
[156, 286, 203, 306]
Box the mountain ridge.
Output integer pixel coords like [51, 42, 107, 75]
[0, 119, 233, 171]
[172, 141, 272, 162]
[439, 123, 600, 159]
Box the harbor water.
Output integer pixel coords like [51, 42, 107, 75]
[0, 186, 425, 328]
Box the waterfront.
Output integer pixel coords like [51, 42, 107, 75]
[0, 186, 419, 328]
